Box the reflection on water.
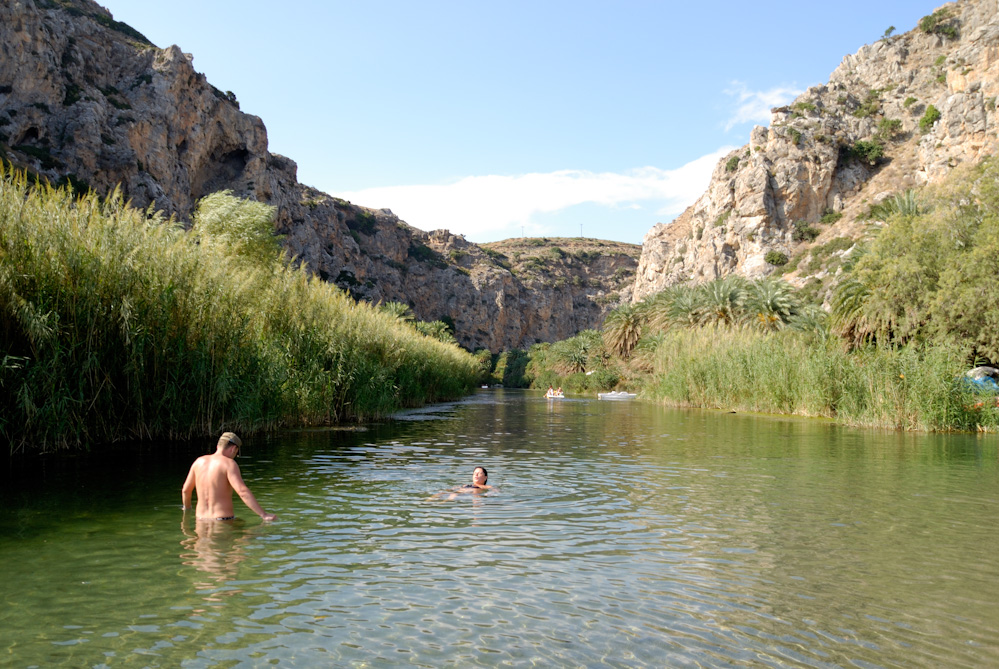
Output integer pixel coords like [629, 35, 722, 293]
[1, 389, 998, 667]
[179, 518, 254, 601]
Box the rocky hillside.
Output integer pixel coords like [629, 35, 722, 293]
[0, 0, 631, 352]
[634, 0, 999, 302]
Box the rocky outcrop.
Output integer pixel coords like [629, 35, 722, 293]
[0, 0, 632, 351]
[634, 0, 999, 301]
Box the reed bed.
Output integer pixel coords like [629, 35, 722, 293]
[645, 327, 993, 432]
[0, 171, 479, 452]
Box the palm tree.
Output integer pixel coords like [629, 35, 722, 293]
[666, 285, 702, 328]
[694, 276, 747, 327]
[602, 303, 643, 358]
[632, 332, 665, 372]
[640, 286, 682, 333]
[831, 278, 899, 347]
[787, 303, 831, 338]
[743, 276, 800, 331]
[414, 320, 456, 344]
[866, 189, 924, 222]
[379, 301, 415, 323]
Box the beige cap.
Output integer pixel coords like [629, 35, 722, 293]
[217, 432, 242, 449]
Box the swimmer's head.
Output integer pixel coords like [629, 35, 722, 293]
[473, 466, 488, 484]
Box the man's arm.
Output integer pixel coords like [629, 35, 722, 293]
[181, 464, 197, 510]
[227, 464, 277, 521]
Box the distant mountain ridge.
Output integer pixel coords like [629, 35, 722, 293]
[634, 0, 999, 303]
[0, 0, 635, 352]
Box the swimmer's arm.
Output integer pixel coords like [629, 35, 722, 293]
[181, 465, 196, 510]
[228, 464, 277, 521]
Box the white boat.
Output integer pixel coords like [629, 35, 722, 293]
[598, 391, 636, 400]
[545, 392, 565, 399]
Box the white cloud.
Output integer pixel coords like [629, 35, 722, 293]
[723, 81, 804, 131]
[337, 147, 734, 242]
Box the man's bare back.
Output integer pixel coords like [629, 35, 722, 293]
[182, 432, 277, 521]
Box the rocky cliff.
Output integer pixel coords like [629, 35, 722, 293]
[0, 0, 634, 352]
[634, 0, 999, 302]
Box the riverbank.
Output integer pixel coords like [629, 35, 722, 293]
[0, 170, 480, 453]
[524, 326, 996, 432]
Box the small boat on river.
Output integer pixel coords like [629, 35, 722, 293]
[598, 391, 637, 400]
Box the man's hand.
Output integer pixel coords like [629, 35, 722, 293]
[261, 513, 277, 521]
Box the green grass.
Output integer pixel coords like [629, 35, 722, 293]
[0, 169, 479, 452]
[644, 328, 986, 432]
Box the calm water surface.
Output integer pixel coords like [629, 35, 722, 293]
[2, 390, 998, 667]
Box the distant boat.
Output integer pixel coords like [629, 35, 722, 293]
[545, 390, 565, 399]
[598, 391, 636, 400]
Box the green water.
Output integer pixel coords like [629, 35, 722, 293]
[2, 390, 998, 667]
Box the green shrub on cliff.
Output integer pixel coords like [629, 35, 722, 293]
[919, 105, 941, 133]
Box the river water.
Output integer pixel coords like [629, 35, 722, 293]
[2, 389, 998, 667]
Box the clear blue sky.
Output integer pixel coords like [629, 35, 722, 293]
[101, 0, 941, 244]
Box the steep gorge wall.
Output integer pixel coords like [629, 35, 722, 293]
[0, 0, 634, 352]
[634, 0, 999, 300]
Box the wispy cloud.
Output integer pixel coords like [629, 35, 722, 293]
[337, 147, 733, 242]
[723, 81, 804, 131]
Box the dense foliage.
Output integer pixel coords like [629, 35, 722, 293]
[832, 158, 999, 361]
[0, 170, 479, 452]
[526, 159, 999, 431]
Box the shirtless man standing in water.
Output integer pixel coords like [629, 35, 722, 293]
[182, 432, 277, 521]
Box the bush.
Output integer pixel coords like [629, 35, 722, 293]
[875, 118, 903, 141]
[713, 209, 731, 228]
[853, 89, 882, 118]
[765, 250, 789, 266]
[847, 140, 885, 166]
[792, 220, 821, 242]
[919, 9, 958, 39]
[919, 105, 941, 133]
[819, 209, 843, 225]
[408, 243, 447, 268]
[346, 209, 377, 235]
[725, 155, 740, 172]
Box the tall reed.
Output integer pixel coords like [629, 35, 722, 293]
[0, 170, 479, 452]
[645, 327, 991, 432]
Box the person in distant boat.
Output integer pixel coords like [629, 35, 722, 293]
[546, 385, 555, 398]
[182, 432, 277, 522]
[556, 387, 563, 397]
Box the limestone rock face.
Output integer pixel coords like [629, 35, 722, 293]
[0, 0, 633, 351]
[634, 0, 999, 300]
